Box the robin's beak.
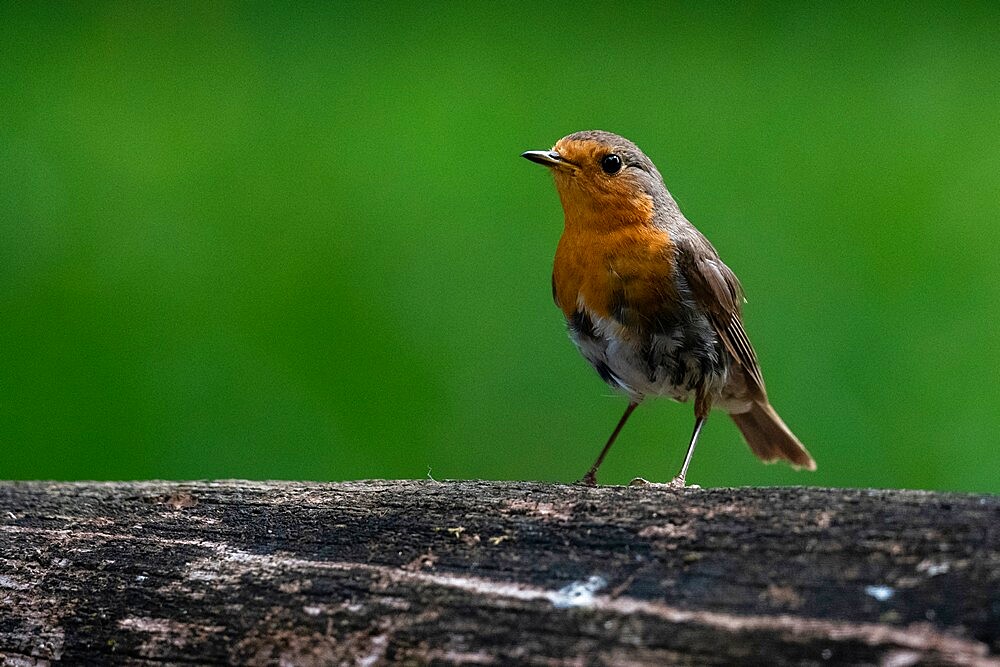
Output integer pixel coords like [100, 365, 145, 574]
[521, 150, 568, 169]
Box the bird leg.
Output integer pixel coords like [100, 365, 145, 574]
[578, 401, 638, 486]
[669, 388, 712, 487]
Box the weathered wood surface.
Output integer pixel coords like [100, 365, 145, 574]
[0, 481, 998, 666]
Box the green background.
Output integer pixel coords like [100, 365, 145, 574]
[3, 2, 998, 491]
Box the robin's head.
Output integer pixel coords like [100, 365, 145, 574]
[522, 130, 672, 229]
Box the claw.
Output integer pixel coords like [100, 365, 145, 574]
[629, 476, 699, 490]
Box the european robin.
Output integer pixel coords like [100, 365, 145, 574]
[522, 130, 816, 487]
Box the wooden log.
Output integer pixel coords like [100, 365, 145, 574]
[0, 481, 997, 666]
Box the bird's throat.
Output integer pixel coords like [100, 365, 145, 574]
[554, 178, 654, 233]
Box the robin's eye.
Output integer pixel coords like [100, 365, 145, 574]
[600, 154, 622, 175]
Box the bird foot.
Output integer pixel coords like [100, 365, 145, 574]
[575, 473, 599, 487]
[629, 476, 699, 490]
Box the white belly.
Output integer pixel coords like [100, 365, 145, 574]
[567, 302, 734, 407]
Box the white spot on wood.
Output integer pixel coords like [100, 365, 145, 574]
[0, 574, 31, 590]
[916, 560, 950, 577]
[864, 585, 895, 602]
[552, 576, 607, 609]
[881, 649, 923, 667]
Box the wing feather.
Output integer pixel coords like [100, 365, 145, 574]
[680, 250, 767, 398]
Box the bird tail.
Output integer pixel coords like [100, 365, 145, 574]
[729, 401, 816, 470]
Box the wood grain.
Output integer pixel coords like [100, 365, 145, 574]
[1, 481, 997, 665]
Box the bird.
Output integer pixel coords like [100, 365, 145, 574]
[522, 130, 816, 487]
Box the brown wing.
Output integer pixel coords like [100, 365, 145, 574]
[680, 249, 767, 399]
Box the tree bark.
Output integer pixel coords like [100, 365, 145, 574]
[1, 481, 997, 666]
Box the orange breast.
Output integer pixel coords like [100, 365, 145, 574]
[553, 223, 678, 329]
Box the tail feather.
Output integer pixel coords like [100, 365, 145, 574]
[729, 402, 816, 471]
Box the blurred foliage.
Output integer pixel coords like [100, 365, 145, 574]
[2, 2, 998, 491]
